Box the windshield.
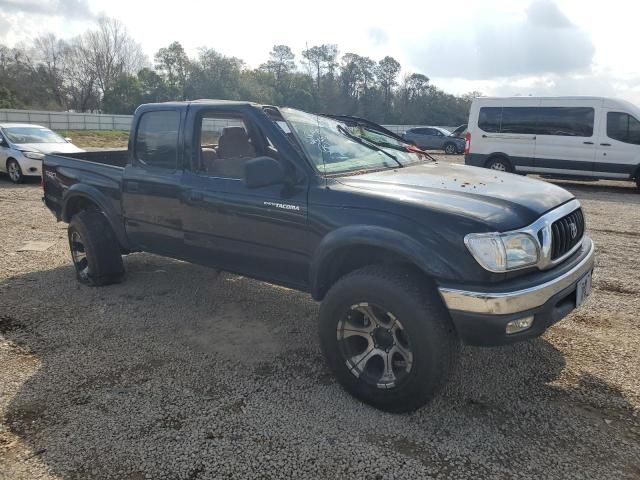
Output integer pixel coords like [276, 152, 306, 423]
[3, 126, 66, 144]
[280, 108, 425, 174]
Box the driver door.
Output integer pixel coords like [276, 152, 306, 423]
[181, 108, 310, 289]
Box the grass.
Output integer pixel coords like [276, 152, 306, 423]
[57, 130, 129, 149]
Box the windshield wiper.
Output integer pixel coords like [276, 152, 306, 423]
[336, 125, 403, 168]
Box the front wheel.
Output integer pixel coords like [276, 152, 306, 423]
[444, 143, 457, 155]
[319, 265, 460, 412]
[7, 159, 23, 183]
[68, 209, 124, 286]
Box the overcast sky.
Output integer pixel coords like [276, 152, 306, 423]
[1, 0, 638, 103]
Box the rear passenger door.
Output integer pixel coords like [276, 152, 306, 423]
[533, 99, 599, 176]
[181, 108, 310, 289]
[121, 108, 187, 256]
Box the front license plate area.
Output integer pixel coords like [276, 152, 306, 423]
[576, 270, 593, 308]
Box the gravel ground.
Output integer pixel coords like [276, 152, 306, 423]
[1, 157, 639, 480]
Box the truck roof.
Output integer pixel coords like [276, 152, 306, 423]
[138, 99, 262, 109]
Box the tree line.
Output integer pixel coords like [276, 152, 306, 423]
[0, 17, 479, 126]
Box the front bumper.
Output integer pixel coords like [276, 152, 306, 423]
[438, 237, 595, 346]
[18, 157, 43, 177]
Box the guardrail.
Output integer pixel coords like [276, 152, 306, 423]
[0, 109, 455, 134]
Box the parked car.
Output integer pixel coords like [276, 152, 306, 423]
[0, 123, 84, 183]
[43, 100, 594, 412]
[465, 96, 640, 189]
[403, 126, 465, 154]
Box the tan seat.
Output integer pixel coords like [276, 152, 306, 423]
[217, 127, 256, 159]
[201, 148, 218, 173]
[207, 127, 256, 178]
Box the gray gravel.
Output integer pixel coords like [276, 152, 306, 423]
[1, 159, 639, 479]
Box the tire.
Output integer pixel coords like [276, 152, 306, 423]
[6, 159, 23, 184]
[485, 156, 512, 173]
[444, 143, 457, 155]
[67, 209, 124, 286]
[319, 265, 460, 413]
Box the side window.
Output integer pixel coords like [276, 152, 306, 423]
[500, 107, 538, 134]
[536, 107, 594, 137]
[607, 112, 640, 145]
[135, 110, 180, 169]
[196, 114, 258, 179]
[478, 107, 501, 133]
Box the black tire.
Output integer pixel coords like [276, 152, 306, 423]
[485, 156, 512, 173]
[6, 159, 23, 184]
[444, 143, 457, 155]
[67, 209, 124, 286]
[319, 265, 460, 413]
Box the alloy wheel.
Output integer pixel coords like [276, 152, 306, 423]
[337, 302, 414, 389]
[70, 231, 90, 279]
[7, 161, 21, 182]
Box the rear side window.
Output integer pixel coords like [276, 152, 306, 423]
[500, 107, 538, 134]
[478, 107, 501, 133]
[135, 110, 180, 169]
[607, 112, 640, 145]
[478, 106, 594, 136]
[536, 107, 594, 137]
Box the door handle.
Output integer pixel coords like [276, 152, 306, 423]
[482, 134, 487, 138]
[127, 181, 140, 192]
[583, 141, 594, 145]
[600, 143, 611, 147]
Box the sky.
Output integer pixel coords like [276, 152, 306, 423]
[0, 0, 639, 104]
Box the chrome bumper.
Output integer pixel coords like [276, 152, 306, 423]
[439, 237, 594, 315]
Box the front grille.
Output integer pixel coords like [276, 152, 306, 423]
[550, 208, 584, 260]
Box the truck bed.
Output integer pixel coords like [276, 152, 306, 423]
[61, 149, 129, 168]
[42, 150, 126, 223]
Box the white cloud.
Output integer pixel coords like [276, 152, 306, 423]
[406, 0, 595, 79]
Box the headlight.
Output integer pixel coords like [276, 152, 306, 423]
[23, 151, 44, 160]
[464, 232, 539, 272]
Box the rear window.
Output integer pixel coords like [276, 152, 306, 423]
[478, 106, 594, 137]
[536, 107, 594, 137]
[135, 110, 180, 169]
[478, 107, 501, 133]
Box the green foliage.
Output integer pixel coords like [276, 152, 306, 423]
[0, 86, 19, 108]
[0, 32, 479, 125]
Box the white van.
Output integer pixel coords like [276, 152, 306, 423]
[464, 96, 640, 189]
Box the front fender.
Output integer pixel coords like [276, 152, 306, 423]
[309, 225, 459, 300]
[62, 184, 130, 250]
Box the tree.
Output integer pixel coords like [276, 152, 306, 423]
[375, 56, 401, 120]
[83, 17, 147, 97]
[154, 41, 190, 100]
[32, 34, 69, 108]
[302, 44, 338, 91]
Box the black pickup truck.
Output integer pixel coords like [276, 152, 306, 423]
[43, 100, 595, 412]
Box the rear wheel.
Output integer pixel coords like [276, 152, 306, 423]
[486, 157, 512, 173]
[7, 159, 23, 183]
[68, 209, 124, 286]
[319, 265, 460, 412]
[444, 143, 457, 155]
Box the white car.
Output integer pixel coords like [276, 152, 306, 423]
[0, 123, 84, 183]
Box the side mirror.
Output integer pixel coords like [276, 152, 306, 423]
[244, 156, 286, 188]
[64, 137, 72, 143]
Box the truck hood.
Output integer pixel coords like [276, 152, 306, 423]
[336, 162, 574, 231]
[16, 142, 84, 154]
